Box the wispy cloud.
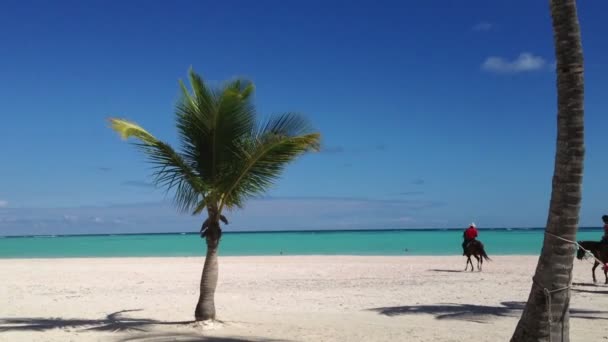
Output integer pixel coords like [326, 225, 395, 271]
[258, 195, 443, 207]
[321, 146, 346, 154]
[411, 179, 425, 185]
[472, 22, 493, 32]
[121, 180, 155, 188]
[63, 214, 78, 222]
[396, 191, 424, 196]
[482, 53, 547, 74]
[321, 144, 387, 154]
[0, 197, 447, 235]
[0, 200, 7, 208]
[375, 144, 387, 151]
[393, 216, 414, 223]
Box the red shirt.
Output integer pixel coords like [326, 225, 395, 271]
[464, 227, 478, 240]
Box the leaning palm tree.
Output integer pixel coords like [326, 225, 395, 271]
[109, 69, 320, 321]
[511, 0, 584, 341]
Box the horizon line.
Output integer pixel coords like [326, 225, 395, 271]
[1, 226, 603, 238]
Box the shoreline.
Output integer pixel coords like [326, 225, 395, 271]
[1, 255, 606, 341]
[0, 253, 546, 259]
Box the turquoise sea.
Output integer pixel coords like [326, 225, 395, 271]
[0, 228, 603, 258]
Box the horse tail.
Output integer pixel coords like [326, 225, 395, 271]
[479, 244, 491, 262]
[575, 241, 585, 260]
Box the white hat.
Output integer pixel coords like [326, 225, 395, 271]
[470, 222, 476, 228]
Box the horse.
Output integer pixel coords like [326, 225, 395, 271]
[464, 240, 491, 272]
[576, 240, 608, 284]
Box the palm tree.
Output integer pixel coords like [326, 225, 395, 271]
[511, 0, 584, 341]
[109, 69, 321, 321]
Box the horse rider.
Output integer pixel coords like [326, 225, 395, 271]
[462, 222, 478, 255]
[602, 215, 608, 244]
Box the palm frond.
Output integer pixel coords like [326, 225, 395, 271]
[212, 79, 257, 173]
[257, 112, 321, 148]
[175, 71, 215, 183]
[110, 119, 156, 143]
[175, 71, 256, 186]
[218, 113, 320, 210]
[109, 118, 206, 213]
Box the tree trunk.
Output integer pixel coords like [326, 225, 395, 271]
[194, 209, 222, 321]
[511, 1, 584, 341]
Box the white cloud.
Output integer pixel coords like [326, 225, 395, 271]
[482, 53, 547, 74]
[0, 200, 7, 208]
[63, 215, 78, 222]
[473, 22, 493, 31]
[393, 216, 414, 223]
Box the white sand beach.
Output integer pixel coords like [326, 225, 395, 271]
[1, 256, 607, 341]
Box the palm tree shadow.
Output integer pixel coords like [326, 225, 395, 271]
[572, 282, 601, 287]
[117, 332, 290, 342]
[572, 288, 608, 295]
[368, 301, 608, 323]
[0, 311, 290, 341]
[427, 269, 464, 273]
[572, 282, 608, 288]
[0, 309, 192, 333]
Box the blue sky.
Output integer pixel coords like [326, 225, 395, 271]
[1, 0, 607, 235]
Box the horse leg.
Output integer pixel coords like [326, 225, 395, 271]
[465, 256, 471, 271]
[474, 255, 481, 271]
[604, 264, 607, 285]
[479, 254, 483, 271]
[592, 261, 599, 283]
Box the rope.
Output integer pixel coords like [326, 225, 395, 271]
[544, 231, 606, 267]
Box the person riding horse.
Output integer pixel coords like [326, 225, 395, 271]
[462, 223, 478, 256]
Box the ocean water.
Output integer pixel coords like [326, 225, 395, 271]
[0, 228, 604, 258]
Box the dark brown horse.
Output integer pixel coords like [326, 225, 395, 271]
[576, 241, 608, 284]
[464, 240, 491, 272]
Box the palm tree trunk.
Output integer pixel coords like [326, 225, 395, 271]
[194, 210, 222, 321]
[511, 1, 584, 341]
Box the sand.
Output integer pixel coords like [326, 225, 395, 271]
[1, 255, 607, 341]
